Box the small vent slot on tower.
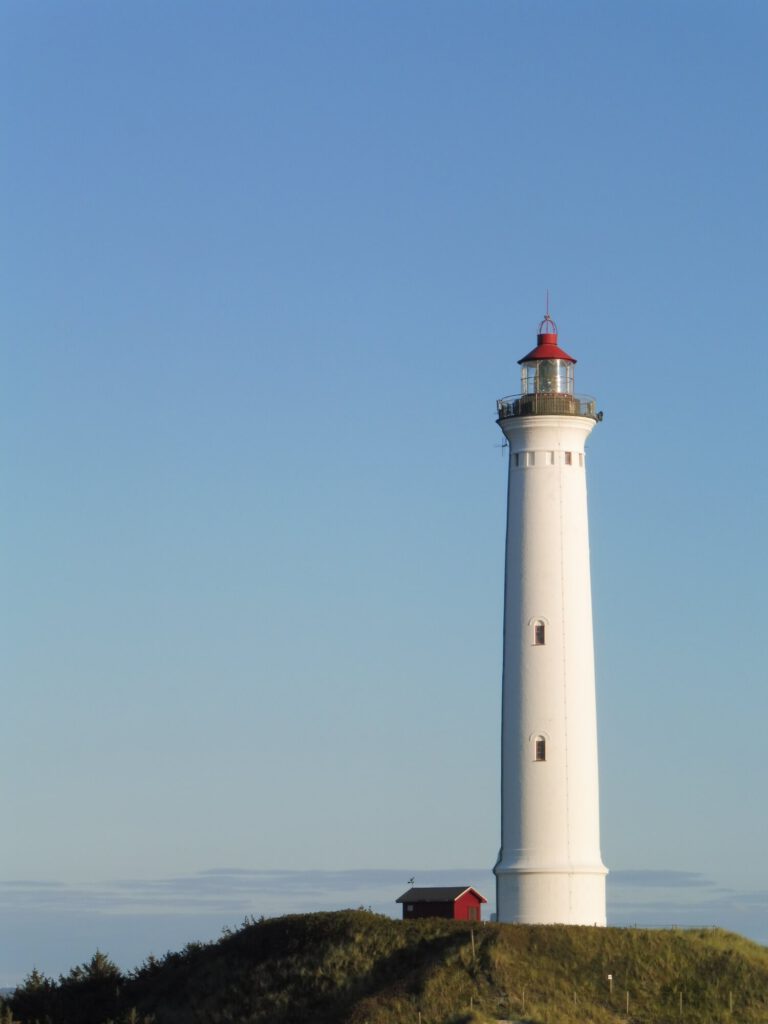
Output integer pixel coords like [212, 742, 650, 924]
[533, 621, 546, 646]
[564, 452, 573, 466]
[534, 737, 546, 762]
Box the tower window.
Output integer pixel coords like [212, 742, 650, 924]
[514, 452, 519, 466]
[533, 621, 546, 646]
[564, 452, 573, 466]
[534, 737, 546, 762]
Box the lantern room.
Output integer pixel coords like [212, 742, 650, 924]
[496, 313, 599, 422]
[518, 314, 576, 395]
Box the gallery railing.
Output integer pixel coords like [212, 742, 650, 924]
[496, 393, 599, 420]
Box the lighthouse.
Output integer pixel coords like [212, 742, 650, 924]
[493, 312, 607, 926]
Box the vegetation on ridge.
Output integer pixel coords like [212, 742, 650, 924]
[3, 909, 768, 1024]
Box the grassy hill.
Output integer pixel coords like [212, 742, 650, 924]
[5, 909, 768, 1024]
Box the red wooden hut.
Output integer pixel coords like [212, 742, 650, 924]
[396, 886, 487, 921]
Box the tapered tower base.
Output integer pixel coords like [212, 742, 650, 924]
[495, 866, 607, 925]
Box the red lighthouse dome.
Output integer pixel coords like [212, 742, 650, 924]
[518, 314, 576, 364]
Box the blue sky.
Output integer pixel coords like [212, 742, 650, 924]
[2, 0, 767, 986]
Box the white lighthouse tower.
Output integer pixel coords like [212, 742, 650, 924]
[493, 312, 607, 926]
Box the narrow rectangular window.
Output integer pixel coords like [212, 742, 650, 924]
[534, 621, 545, 646]
[514, 452, 519, 466]
[579, 453, 584, 466]
[564, 452, 573, 465]
[534, 737, 546, 762]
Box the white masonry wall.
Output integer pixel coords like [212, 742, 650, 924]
[494, 413, 607, 926]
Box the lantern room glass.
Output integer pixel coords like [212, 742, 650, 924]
[521, 359, 574, 395]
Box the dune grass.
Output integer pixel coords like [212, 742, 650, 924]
[5, 910, 768, 1024]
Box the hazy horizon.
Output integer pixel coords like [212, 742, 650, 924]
[2, 865, 767, 987]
